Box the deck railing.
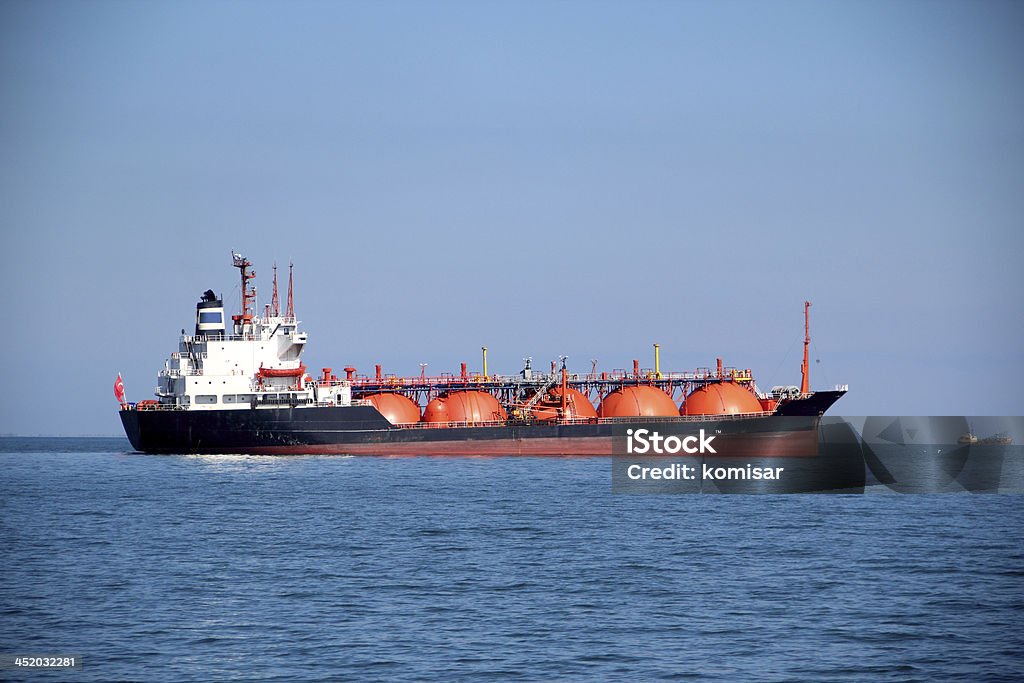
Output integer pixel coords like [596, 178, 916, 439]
[123, 401, 775, 424]
[390, 411, 775, 429]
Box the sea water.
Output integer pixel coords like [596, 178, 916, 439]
[1, 438, 1021, 681]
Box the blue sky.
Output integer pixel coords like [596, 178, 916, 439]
[1, 0, 1021, 435]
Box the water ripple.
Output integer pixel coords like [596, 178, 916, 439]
[0, 439, 1022, 681]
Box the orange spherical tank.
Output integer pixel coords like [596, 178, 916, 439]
[422, 396, 450, 424]
[597, 385, 678, 417]
[532, 388, 599, 421]
[423, 391, 507, 424]
[365, 393, 421, 424]
[681, 382, 763, 416]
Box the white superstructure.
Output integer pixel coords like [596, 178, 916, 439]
[150, 253, 351, 410]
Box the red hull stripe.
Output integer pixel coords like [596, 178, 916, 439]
[225, 432, 819, 457]
[243, 437, 614, 457]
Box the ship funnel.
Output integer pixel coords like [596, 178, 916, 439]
[195, 289, 225, 338]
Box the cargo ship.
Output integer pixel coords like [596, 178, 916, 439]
[117, 253, 847, 455]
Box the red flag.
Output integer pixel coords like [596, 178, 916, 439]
[114, 373, 126, 404]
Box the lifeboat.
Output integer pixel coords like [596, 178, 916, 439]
[258, 364, 306, 378]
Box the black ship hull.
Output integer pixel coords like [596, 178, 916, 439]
[120, 404, 829, 457]
[775, 390, 847, 416]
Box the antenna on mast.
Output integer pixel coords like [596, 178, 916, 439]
[285, 261, 295, 321]
[800, 301, 812, 395]
[271, 262, 280, 317]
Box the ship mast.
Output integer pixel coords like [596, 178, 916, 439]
[285, 261, 295, 321]
[271, 262, 280, 317]
[560, 358, 568, 417]
[231, 251, 256, 334]
[800, 300, 811, 395]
